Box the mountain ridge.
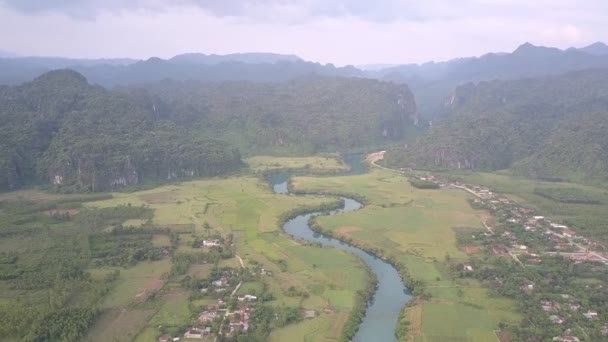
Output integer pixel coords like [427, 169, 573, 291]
[384, 68, 608, 183]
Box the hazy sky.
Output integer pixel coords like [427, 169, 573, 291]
[0, 0, 606, 65]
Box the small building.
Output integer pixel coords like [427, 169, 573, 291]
[562, 229, 576, 238]
[549, 315, 565, 324]
[463, 265, 474, 272]
[184, 327, 211, 339]
[541, 300, 560, 312]
[198, 310, 218, 322]
[583, 310, 599, 320]
[552, 336, 580, 342]
[303, 310, 316, 319]
[237, 294, 257, 302]
[201, 239, 221, 248]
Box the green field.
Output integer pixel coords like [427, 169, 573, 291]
[246, 155, 348, 173]
[445, 171, 608, 241]
[293, 167, 521, 340]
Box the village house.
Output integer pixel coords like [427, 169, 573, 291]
[583, 310, 599, 320]
[198, 309, 218, 323]
[303, 310, 316, 319]
[552, 336, 580, 342]
[237, 294, 257, 302]
[521, 281, 535, 293]
[562, 229, 576, 238]
[569, 303, 581, 312]
[184, 327, 211, 339]
[212, 277, 228, 288]
[200, 239, 221, 248]
[549, 315, 565, 324]
[541, 300, 560, 312]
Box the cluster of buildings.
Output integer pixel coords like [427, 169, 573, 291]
[440, 179, 608, 265]
[416, 174, 608, 339]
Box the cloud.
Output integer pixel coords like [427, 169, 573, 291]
[0, 0, 606, 64]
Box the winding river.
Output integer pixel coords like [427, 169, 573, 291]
[267, 155, 411, 342]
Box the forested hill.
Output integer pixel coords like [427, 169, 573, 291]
[139, 76, 418, 154]
[385, 69, 608, 182]
[0, 70, 242, 192]
[1, 70, 417, 192]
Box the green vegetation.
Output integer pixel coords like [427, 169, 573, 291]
[0, 193, 160, 341]
[409, 178, 440, 189]
[144, 76, 416, 156]
[0, 70, 242, 192]
[247, 155, 348, 173]
[386, 69, 608, 183]
[533, 187, 607, 204]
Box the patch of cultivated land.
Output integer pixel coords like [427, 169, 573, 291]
[292, 168, 521, 341]
[95, 259, 172, 309]
[246, 155, 348, 172]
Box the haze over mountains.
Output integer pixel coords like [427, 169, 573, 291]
[2, 41, 607, 117]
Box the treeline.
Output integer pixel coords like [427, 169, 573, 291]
[533, 187, 606, 204]
[409, 179, 440, 189]
[340, 267, 378, 341]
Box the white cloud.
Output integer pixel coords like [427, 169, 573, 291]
[0, 1, 605, 64]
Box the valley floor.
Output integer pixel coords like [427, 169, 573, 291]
[1, 155, 541, 342]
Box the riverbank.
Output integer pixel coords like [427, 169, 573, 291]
[269, 158, 410, 341]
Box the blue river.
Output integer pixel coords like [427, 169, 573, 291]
[267, 155, 411, 342]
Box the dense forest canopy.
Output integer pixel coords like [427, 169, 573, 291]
[140, 77, 418, 155]
[385, 69, 608, 183]
[0, 70, 416, 192]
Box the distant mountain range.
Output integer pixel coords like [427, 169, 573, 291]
[371, 42, 608, 117]
[0, 52, 361, 86]
[1, 42, 608, 118]
[0, 49, 18, 58]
